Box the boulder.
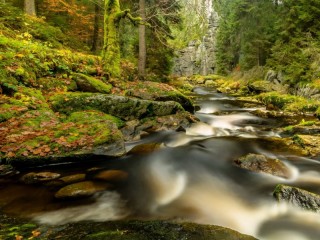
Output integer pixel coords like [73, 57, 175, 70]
[0, 165, 17, 177]
[123, 81, 194, 112]
[234, 153, 291, 178]
[0, 110, 125, 165]
[55, 181, 110, 199]
[273, 184, 320, 212]
[49, 92, 184, 121]
[59, 174, 86, 184]
[248, 80, 287, 94]
[72, 73, 112, 94]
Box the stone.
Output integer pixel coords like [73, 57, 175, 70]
[72, 73, 112, 94]
[273, 184, 320, 212]
[128, 143, 161, 155]
[93, 170, 128, 182]
[49, 92, 184, 121]
[234, 154, 291, 178]
[0, 165, 17, 177]
[20, 172, 61, 184]
[59, 174, 86, 184]
[55, 181, 110, 199]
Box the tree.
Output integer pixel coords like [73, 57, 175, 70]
[24, 0, 36, 16]
[101, 0, 141, 78]
[91, 0, 102, 52]
[138, 0, 146, 77]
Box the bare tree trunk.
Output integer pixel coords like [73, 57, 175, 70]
[91, 1, 101, 53]
[138, 0, 146, 78]
[24, 0, 36, 16]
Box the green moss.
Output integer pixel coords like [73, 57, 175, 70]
[293, 134, 305, 147]
[72, 73, 112, 94]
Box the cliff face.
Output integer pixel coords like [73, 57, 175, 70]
[173, 8, 218, 77]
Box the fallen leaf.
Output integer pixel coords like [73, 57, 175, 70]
[32, 230, 41, 237]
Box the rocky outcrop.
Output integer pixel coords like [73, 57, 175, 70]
[273, 184, 320, 212]
[173, 9, 219, 76]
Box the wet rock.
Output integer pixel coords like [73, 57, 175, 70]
[59, 174, 86, 184]
[290, 134, 320, 156]
[93, 170, 128, 182]
[55, 181, 110, 199]
[273, 184, 320, 212]
[20, 172, 61, 184]
[234, 154, 291, 178]
[0, 165, 17, 177]
[128, 143, 161, 155]
[121, 112, 198, 141]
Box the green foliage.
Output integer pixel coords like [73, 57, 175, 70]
[214, 0, 278, 74]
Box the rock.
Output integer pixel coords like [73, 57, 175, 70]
[49, 92, 184, 120]
[234, 154, 291, 178]
[0, 110, 126, 165]
[123, 81, 194, 112]
[55, 181, 110, 199]
[0, 165, 17, 177]
[93, 170, 128, 182]
[128, 143, 161, 155]
[248, 80, 287, 94]
[72, 73, 112, 94]
[59, 174, 86, 184]
[273, 184, 320, 212]
[121, 112, 198, 141]
[20, 172, 61, 184]
[0, 213, 257, 240]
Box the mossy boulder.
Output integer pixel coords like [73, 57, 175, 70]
[234, 153, 291, 178]
[93, 170, 128, 182]
[273, 184, 320, 212]
[119, 81, 194, 112]
[0, 110, 125, 165]
[72, 73, 112, 94]
[49, 92, 184, 120]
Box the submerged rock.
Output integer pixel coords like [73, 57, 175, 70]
[55, 181, 110, 199]
[273, 184, 320, 212]
[234, 153, 291, 178]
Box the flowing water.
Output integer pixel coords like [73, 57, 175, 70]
[2, 87, 320, 240]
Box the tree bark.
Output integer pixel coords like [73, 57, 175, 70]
[102, 0, 141, 78]
[24, 0, 36, 16]
[138, 0, 147, 78]
[91, 1, 101, 53]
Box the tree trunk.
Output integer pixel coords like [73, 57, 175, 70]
[24, 0, 36, 16]
[91, 1, 101, 53]
[138, 0, 147, 78]
[102, 0, 124, 78]
[102, 0, 141, 78]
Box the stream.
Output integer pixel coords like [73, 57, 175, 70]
[1, 87, 320, 240]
